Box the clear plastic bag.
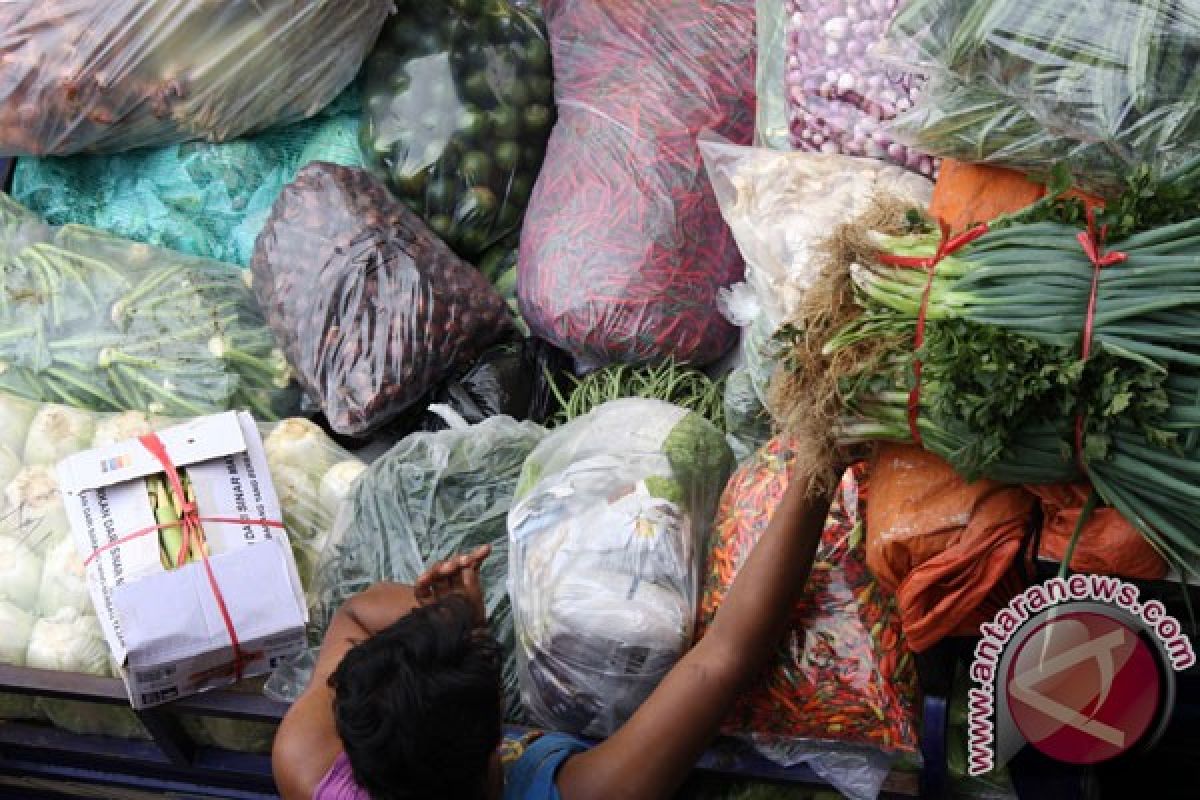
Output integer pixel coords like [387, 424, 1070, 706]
[772, 0, 936, 177]
[723, 365, 774, 464]
[509, 398, 735, 737]
[517, 0, 756, 368]
[756, 0, 791, 149]
[698, 439, 920, 761]
[888, 76, 1140, 194]
[361, 0, 555, 260]
[12, 90, 364, 268]
[0, 1, 390, 156]
[703, 137, 933, 338]
[305, 414, 545, 719]
[251, 163, 513, 436]
[0, 195, 300, 419]
[884, 0, 1200, 193]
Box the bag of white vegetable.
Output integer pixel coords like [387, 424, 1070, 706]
[700, 136, 933, 409]
[762, 0, 937, 177]
[0, 394, 363, 744]
[509, 398, 735, 737]
[270, 409, 544, 719]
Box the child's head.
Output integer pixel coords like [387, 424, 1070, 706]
[329, 595, 503, 799]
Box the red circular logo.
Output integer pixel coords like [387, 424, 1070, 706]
[1006, 611, 1162, 765]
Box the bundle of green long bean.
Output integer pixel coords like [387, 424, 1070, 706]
[775, 200, 1200, 574]
[548, 358, 727, 431]
[0, 195, 298, 419]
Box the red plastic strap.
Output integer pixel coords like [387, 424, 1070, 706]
[84, 434, 285, 682]
[877, 221, 989, 444]
[1073, 209, 1127, 473]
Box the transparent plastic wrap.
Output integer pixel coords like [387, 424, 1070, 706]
[756, 0, 790, 149]
[0, 1, 390, 156]
[698, 438, 919, 770]
[884, 0, 1200, 193]
[703, 137, 933, 339]
[305, 414, 545, 719]
[509, 398, 736, 737]
[723, 365, 773, 464]
[0, 195, 300, 420]
[361, 0, 555, 260]
[517, 0, 756, 367]
[12, 90, 364, 268]
[251, 163, 512, 436]
[477, 240, 527, 335]
[778, 0, 936, 177]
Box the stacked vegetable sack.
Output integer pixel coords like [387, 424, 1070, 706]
[0, 394, 363, 750]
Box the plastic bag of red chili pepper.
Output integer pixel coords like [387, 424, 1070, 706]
[696, 435, 920, 772]
[251, 162, 513, 436]
[516, 0, 756, 368]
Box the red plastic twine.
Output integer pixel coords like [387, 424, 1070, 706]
[83, 433, 285, 682]
[877, 221, 990, 445]
[1074, 208, 1127, 474]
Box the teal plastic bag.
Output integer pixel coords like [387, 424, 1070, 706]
[12, 93, 363, 269]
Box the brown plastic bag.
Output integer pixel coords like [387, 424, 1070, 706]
[866, 444, 1035, 652]
[1030, 484, 1168, 580]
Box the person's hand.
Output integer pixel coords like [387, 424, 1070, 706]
[414, 544, 492, 627]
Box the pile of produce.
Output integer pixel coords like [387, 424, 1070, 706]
[548, 358, 727, 431]
[0, 195, 299, 419]
[0, 394, 362, 744]
[509, 398, 735, 737]
[305, 414, 546, 719]
[251, 162, 512, 436]
[698, 439, 918, 789]
[361, 0, 554, 260]
[0, 0, 390, 155]
[773, 188, 1200, 575]
[773, 0, 936, 178]
[518, 0, 756, 367]
[12, 90, 364, 267]
[884, 0, 1200, 194]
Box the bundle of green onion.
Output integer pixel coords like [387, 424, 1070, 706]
[775, 199, 1200, 574]
[146, 472, 207, 570]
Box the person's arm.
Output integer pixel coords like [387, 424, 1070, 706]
[272, 582, 420, 800]
[557, 466, 842, 800]
[272, 545, 492, 800]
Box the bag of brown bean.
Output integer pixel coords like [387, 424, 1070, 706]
[251, 162, 512, 436]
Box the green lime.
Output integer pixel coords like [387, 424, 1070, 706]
[459, 228, 490, 256]
[494, 141, 520, 172]
[489, 106, 520, 139]
[463, 71, 494, 105]
[460, 151, 495, 186]
[497, 201, 523, 229]
[522, 104, 553, 133]
[523, 39, 551, 70]
[457, 186, 500, 220]
[504, 81, 531, 108]
[428, 214, 454, 239]
[457, 106, 492, 139]
[426, 179, 458, 213]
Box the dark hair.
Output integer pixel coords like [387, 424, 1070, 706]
[329, 595, 503, 800]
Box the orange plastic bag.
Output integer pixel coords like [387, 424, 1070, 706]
[1030, 484, 1168, 580]
[866, 444, 1036, 652]
[929, 159, 1105, 232]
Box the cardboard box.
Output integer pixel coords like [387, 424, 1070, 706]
[57, 411, 308, 709]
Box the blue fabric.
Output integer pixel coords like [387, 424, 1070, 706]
[503, 733, 591, 800]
